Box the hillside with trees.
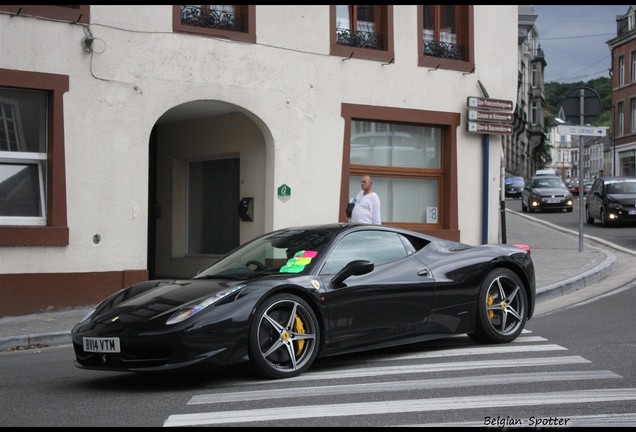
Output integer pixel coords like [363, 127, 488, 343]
[544, 77, 612, 127]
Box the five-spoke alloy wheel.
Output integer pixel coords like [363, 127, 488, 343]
[469, 268, 528, 344]
[248, 294, 320, 379]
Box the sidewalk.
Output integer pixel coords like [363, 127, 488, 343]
[0, 209, 633, 352]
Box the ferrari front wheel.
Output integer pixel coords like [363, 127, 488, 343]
[248, 294, 320, 379]
[468, 268, 527, 344]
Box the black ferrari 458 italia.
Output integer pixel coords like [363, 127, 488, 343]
[72, 223, 536, 379]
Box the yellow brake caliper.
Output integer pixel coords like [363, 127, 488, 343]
[293, 315, 306, 355]
[487, 293, 495, 320]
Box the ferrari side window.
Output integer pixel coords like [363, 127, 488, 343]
[321, 230, 408, 274]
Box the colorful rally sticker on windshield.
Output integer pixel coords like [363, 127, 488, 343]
[279, 250, 318, 273]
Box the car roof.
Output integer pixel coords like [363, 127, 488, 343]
[599, 176, 636, 182]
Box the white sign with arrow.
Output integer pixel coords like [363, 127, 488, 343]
[557, 125, 607, 137]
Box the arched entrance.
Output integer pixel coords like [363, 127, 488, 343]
[148, 101, 268, 279]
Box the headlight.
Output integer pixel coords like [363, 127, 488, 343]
[166, 284, 245, 325]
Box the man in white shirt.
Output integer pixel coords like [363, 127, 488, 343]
[350, 175, 381, 224]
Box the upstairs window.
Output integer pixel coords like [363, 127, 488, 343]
[418, 5, 473, 73]
[173, 5, 255, 43]
[0, 5, 89, 23]
[330, 5, 394, 63]
[631, 51, 636, 83]
[618, 101, 625, 136]
[618, 55, 625, 86]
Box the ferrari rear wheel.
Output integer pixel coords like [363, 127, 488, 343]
[248, 294, 320, 379]
[468, 268, 527, 344]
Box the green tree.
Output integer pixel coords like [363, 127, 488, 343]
[544, 77, 611, 127]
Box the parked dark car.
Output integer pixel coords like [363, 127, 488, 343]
[71, 223, 535, 379]
[585, 176, 636, 226]
[505, 176, 524, 198]
[521, 175, 573, 213]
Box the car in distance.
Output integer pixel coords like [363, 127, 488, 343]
[505, 176, 524, 198]
[585, 176, 636, 226]
[583, 180, 594, 194]
[521, 175, 573, 213]
[71, 223, 536, 379]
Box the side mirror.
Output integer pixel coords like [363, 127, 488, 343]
[330, 260, 374, 286]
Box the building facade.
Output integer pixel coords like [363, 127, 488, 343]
[503, 5, 546, 179]
[608, 5, 636, 177]
[0, 5, 518, 316]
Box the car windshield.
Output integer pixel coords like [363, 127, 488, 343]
[506, 177, 523, 185]
[606, 180, 636, 194]
[532, 178, 565, 188]
[194, 228, 338, 279]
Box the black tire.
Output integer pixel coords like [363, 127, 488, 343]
[585, 206, 594, 224]
[521, 200, 527, 212]
[248, 294, 320, 379]
[468, 268, 528, 344]
[566, 207, 573, 212]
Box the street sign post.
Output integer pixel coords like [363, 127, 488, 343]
[466, 97, 514, 136]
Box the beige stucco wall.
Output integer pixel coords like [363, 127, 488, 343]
[0, 5, 518, 275]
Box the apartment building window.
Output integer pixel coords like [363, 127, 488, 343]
[531, 63, 538, 87]
[531, 101, 538, 126]
[631, 97, 636, 134]
[618, 56, 625, 86]
[173, 5, 255, 43]
[618, 101, 624, 136]
[330, 5, 394, 63]
[0, 69, 69, 246]
[0, 5, 89, 23]
[340, 104, 459, 239]
[418, 5, 474, 73]
[631, 51, 636, 82]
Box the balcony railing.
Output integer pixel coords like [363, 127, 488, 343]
[336, 28, 384, 50]
[181, 6, 245, 32]
[423, 40, 465, 60]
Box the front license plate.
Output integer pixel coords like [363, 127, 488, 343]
[83, 337, 121, 353]
[629, 209, 636, 215]
[546, 198, 560, 203]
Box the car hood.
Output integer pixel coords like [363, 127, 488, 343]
[88, 278, 258, 325]
[607, 193, 636, 205]
[532, 188, 569, 196]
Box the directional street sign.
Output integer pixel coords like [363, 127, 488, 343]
[556, 125, 607, 137]
[467, 97, 513, 111]
[467, 109, 513, 123]
[467, 122, 513, 135]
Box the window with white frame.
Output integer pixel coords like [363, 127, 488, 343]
[0, 90, 48, 226]
[619, 55, 625, 86]
[531, 101, 538, 126]
[631, 51, 636, 82]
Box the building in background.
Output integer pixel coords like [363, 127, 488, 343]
[608, 5, 636, 176]
[503, 5, 547, 179]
